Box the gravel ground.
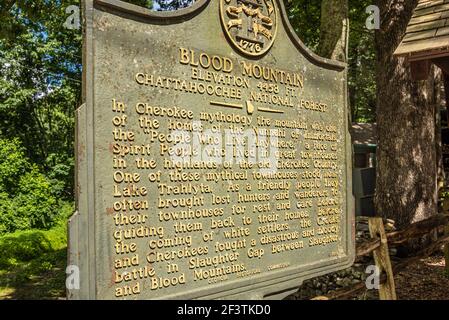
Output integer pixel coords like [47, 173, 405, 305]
[285, 253, 449, 300]
[286, 216, 449, 300]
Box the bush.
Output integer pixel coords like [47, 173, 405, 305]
[0, 138, 30, 194]
[45, 153, 74, 200]
[0, 191, 29, 234]
[0, 225, 67, 269]
[0, 167, 59, 234]
[13, 167, 59, 230]
[0, 139, 63, 235]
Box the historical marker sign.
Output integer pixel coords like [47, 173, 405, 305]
[68, 0, 355, 300]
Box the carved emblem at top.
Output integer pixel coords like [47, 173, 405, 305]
[220, 0, 278, 57]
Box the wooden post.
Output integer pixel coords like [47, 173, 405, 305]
[369, 217, 397, 300]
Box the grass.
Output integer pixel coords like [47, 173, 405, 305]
[0, 203, 72, 300]
[0, 248, 67, 299]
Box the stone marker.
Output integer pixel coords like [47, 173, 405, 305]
[68, 0, 355, 300]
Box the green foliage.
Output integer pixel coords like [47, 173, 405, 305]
[0, 0, 81, 199]
[154, 0, 194, 11]
[0, 192, 26, 235]
[0, 169, 60, 234]
[14, 168, 58, 229]
[124, 0, 154, 8]
[285, 0, 321, 51]
[0, 139, 69, 234]
[0, 223, 67, 269]
[0, 222, 68, 299]
[45, 153, 74, 199]
[0, 138, 29, 194]
[0, 0, 81, 235]
[348, 0, 376, 123]
[286, 0, 376, 123]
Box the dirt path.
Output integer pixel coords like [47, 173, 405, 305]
[395, 254, 449, 300]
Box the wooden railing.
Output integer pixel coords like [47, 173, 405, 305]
[312, 214, 449, 300]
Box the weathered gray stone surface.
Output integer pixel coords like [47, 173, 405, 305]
[68, 0, 354, 300]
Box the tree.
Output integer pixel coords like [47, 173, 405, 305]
[317, 0, 349, 63]
[445, 74, 449, 111]
[0, 0, 82, 199]
[374, 0, 438, 228]
[0, 0, 151, 199]
[347, 0, 376, 123]
[154, 0, 194, 11]
[285, 0, 321, 52]
[0, 139, 58, 235]
[286, 0, 376, 123]
[435, 70, 446, 192]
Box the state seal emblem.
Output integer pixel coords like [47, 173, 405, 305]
[220, 0, 278, 57]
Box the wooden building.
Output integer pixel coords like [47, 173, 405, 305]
[394, 0, 449, 81]
[395, 0, 449, 176]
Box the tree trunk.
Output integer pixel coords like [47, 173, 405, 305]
[375, 0, 438, 229]
[436, 69, 446, 191]
[317, 0, 349, 62]
[445, 73, 449, 111]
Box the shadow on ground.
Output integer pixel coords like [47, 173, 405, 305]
[0, 250, 447, 300]
[0, 248, 67, 300]
[395, 254, 449, 300]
